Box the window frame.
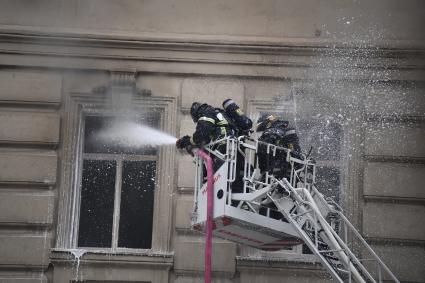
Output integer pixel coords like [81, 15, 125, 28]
[77, 112, 159, 252]
[242, 98, 344, 260]
[56, 91, 177, 255]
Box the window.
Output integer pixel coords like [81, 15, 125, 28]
[297, 120, 343, 204]
[242, 99, 344, 259]
[77, 115, 158, 250]
[254, 104, 343, 204]
[56, 90, 177, 254]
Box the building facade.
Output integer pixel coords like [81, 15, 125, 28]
[0, 1, 424, 282]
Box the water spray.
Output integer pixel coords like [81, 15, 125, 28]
[96, 121, 177, 149]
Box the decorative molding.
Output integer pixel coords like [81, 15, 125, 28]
[91, 85, 108, 94]
[91, 70, 151, 97]
[365, 114, 425, 123]
[363, 195, 425, 205]
[50, 249, 174, 264]
[56, 91, 177, 252]
[0, 27, 424, 81]
[110, 70, 136, 86]
[236, 255, 324, 270]
[1, 24, 425, 52]
[363, 155, 425, 164]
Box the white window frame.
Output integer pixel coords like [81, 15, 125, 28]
[77, 112, 159, 252]
[56, 90, 177, 255]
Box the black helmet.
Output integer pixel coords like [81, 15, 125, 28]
[222, 98, 235, 110]
[190, 102, 202, 122]
[256, 113, 277, 131]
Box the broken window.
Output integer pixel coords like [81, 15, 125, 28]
[77, 114, 158, 250]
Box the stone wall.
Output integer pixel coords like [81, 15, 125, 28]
[0, 1, 424, 282]
[0, 0, 424, 46]
[0, 70, 61, 282]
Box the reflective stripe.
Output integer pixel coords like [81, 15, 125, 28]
[198, 116, 215, 124]
[190, 136, 196, 145]
[223, 99, 234, 109]
[284, 129, 296, 136]
[216, 112, 229, 126]
[220, 127, 227, 136]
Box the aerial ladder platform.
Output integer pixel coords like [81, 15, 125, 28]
[191, 136, 399, 283]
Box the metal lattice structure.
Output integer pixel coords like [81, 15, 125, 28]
[191, 136, 399, 283]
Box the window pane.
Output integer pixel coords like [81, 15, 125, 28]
[84, 114, 160, 155]
[256, 114, 342, 161]
[78, 159, 116, 248]
[118, 161, 156, 249]
[315, 166, 340, 204]
[298, 121, 342, 161]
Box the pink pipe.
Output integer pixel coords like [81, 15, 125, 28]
[196, 149, 214, 283]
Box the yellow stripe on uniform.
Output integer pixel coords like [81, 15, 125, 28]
[198, 116, 215, 124]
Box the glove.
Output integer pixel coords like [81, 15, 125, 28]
[185, 144, 195, 156]
[176, 135, 191, 149]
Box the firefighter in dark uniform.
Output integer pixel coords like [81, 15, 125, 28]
[176, 102, 234, 157]
[177, 101, 250, 196]
[222, 98, 253, 136]
[222, 99, 253, 194]
[256, 114, 302, 179]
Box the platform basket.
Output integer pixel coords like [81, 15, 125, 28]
[191, 163, 303, 251]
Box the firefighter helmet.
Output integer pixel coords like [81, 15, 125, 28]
[256, 113, 277, 131]
[190, 102, 202, 122]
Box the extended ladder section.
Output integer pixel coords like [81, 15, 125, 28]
[191, 136, 399, 283]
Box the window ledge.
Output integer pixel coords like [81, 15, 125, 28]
[236, 254, 322, 269]
[50, 249, 174, 267]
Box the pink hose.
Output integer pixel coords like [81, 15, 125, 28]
[196, 149, 214, 283]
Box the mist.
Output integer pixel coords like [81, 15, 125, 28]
[95, 120, 177, 149]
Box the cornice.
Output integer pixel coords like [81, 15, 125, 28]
[0, 25, 424, 58]
[0, 25, 424, 80]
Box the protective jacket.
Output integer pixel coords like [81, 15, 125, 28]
[222, 99, 252, 136]
[257, 120, 301, 177]
[190, 104, 234, 146]
[258, 120, 301, 153]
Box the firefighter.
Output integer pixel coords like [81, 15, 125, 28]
[176, 102, 234, 156]
[176, 101, 246, 197]
[222, 98, 253, 191]
[222, 98, 253, 136]
[256, 113, 302, 179]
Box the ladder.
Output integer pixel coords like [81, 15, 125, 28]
[191, 136, 399, 283]
[267, 177, 399, 283]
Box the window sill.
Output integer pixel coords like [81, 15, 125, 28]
[50, 248, 174, 267]
[236, 254, 322, 269]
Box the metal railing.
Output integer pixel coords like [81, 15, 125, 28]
[192, 136, 399, 283]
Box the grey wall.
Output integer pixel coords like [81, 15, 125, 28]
[0, 0, 424, 46]
[0, 1, 424, 282]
